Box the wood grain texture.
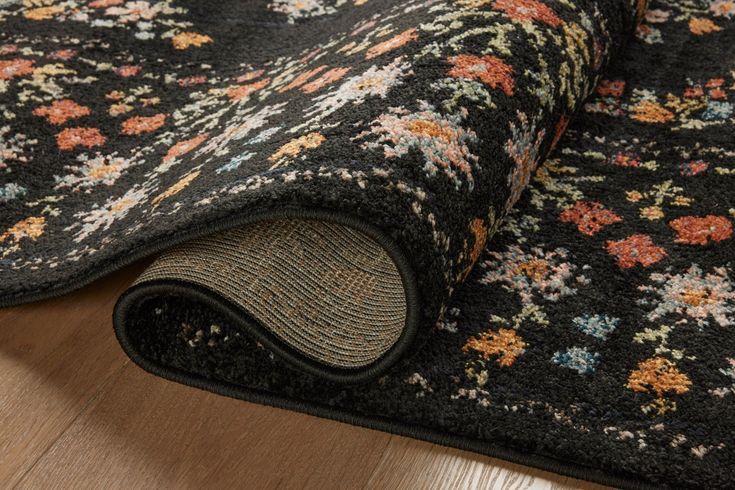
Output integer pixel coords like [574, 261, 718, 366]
[0, 265, 612, 490]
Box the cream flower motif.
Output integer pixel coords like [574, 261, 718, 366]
[66, 186, 149, 242]
[638, 265, 735, 327]
[295, 57, 412, 132]
[480, 245, 583, 304]
[358, 102, 479, 190]
[55, 153, 135, 191]
[268, 0, 341, 23]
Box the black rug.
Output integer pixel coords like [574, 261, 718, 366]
[2, 0, 734, 488]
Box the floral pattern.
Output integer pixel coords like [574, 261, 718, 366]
[0, 0, 641, 329]
[8, 0, 735, 488]
[125, 1, 735, 488]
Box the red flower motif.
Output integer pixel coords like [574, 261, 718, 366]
[611, 152, 641, 167]
[178, 75, 207, 87]
[300, 67, 350, 94]
[56, 127, 106, 151]
[226, 78, 270, 101]
[560, 201, 622, 236]
[596, 80, 625, 97]
[121, 114, 167, 135]
[50, 49, 77, 60]
[679, 160, 708, 176]
[683, 85, 703, 98]
[670, 215, 733, 245]
[33, 99, 91, 125]
[0, 58, 34, 80]
[163, 133, 208, 162]
[448, 54, 514, 96]
[493, 0, 563, 27]
[606, 234, 667, 269]
[114, 65, 142, 77]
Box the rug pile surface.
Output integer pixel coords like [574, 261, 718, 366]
[2, 0, 734, 488]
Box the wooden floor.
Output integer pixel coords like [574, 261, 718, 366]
[0, 264, 611, 490]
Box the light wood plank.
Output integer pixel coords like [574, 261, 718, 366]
[364, 436, 610, 490]
[0, 267, 141, 487]
[15, 365, 390, 490]
[2, 266, 611, 490]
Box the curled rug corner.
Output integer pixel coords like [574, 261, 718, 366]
[2, 0, 645, 381]
[115, 214, 421, 382]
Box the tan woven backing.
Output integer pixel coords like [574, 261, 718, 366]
[134, 218, 408, 369]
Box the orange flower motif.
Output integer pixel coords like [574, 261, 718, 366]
[560, 201, 622, 236]
[366, 28, 418, 60]
[226, 78, 270, 101]
[301, 67, 351, 94]
[121, 114, 167, 135]
[467, 217, 488, 266]
[463, 328, 527, 367]
[669, 215, 733, 245]
[689, 18, 722, 35]
[459, 218, 489, 280]
[630, 100, 674, 124]
[163, 133, 209, 162]
[548, 114, 570, 153]
[606, 234, 667, 269]
[279, 66, 328, 93]
[448, 54, 514, 96]
[171, 32, 213, 50]
[493, 0, 563, 27]
[0, 216, 46, 245]
[33, 99, 91, 125]
[627, 357, 691, 415]
[0, 58, 35, 80]
[56, 127, 106, 151]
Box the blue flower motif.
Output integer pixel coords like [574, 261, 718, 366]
[572, 314, 619, 340]
[552, 347, 600, 375]
[702, 101, 733, 121]
[0, 183, 26, 203]
[216, 152, 255, 174]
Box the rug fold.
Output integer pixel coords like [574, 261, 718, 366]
[61, 0, 642, 380]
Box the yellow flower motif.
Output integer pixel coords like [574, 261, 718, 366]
[640, 205, 664, 221]
[626, 190, 643, 202]
[109, 103, 134, 117]
[171, 32, 213, 50]
[152, 170, 201, 207]
[268, 132, 326, 168]
[24, 5, 63, 20]
[672, 196, 693, 207]
[630, 100, 675, 124]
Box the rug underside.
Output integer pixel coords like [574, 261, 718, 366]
[3, 0, 734, 488]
